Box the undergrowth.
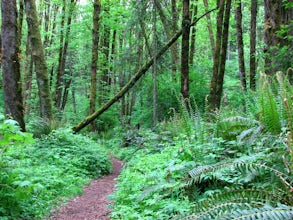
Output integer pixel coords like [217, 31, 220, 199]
[0, 120, 111, 219]
[110, 73, 293, 219]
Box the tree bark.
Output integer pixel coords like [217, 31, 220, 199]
[203, 0, 216, 60]
[152, 0, 157, 128]
[89, 0, 101, 131]
[72, 8, 217, 133]
[1, 0, 26, 131]
[99, 20, 111, 105]
[25, 0, 53, 122]
[155, 1, 179, 80]
[181, 0, 191, 99]
[235, 0, 247, 90]
[250, 0, 258, 89]
[189, 2, 198, 66]
[208, 0, 232, 110]
[264, 0, 293, 75]
[55, 0, 76, 109]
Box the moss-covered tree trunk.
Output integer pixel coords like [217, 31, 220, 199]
[1, 0, 26, 131]
[264, 0, 293, 75]
[25, 0, 53, 122]
[89, 0, 101, 131]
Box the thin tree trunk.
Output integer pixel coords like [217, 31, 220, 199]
[2, 0, 26, 131]
[99, 23, 111, 105]
[235, 0, 247, 90]
[72, 85, 77, 114]
[152, 0, 157, 128]
[72, 8, 217, 133]
[249, 0, 257, 89]
[54, 0, 66, 107]
[25, 0, 53, 122]
[55, 0, 76, 109]
[181, 0, 191, 99]
[208, 0, 232, 110]
[155, 1, 179, 79]
[89, 0, 101, 131]
[23, 36, 33, 116]
[203, 0, 216, 59]
[189, 2, 198, 66]
[60, 60, 72, 111]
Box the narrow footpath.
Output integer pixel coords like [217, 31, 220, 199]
[50, 158, 123, 220]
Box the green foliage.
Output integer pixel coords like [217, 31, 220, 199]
[0, 126, 111, 219]
[257, 73, 282, 134]
[26, 116, 52, 138]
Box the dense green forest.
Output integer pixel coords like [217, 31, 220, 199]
[0, 0, 293, 219]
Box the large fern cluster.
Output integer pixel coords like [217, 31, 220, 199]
[174, 158, 293, 219]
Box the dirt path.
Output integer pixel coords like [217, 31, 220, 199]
[50, 158, 123, 220]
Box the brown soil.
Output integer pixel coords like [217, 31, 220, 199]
[50, 158, 123, 220]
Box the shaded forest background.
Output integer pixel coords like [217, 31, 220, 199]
[1, 0, 292, 132]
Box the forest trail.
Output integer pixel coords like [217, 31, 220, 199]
[50, 158, 123, 220]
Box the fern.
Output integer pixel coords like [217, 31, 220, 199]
[187, 160, 293, 191]
[177, 205, 293, 220]
[258, 73, 282, 134]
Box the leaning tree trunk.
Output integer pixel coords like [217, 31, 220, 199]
[72, 8, 217, 133]
[25, 0, 53, 122]
[1, 0, 26, 131]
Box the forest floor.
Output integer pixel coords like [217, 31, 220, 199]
[50, 158, 123, 220]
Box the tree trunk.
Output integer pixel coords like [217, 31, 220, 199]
[55, 0, 76, 109]
[23, 36, 33, 116]
[235, 0, 247, 90]
[99, 22, 111, 105]
[189, 2, 198, 66]
[155, 1, 179, 80]
[181, 0, 191, 99]
[250, 0, 258, 89]
[54, 0, 66, 108]
[152, 0, 157, 128]
[89, 0, 101, 131]
[25, 0, 53, 122]
[208, 0, 232, 110]
[72, 8, 217, 133]
[203, 0, 216, 60]
[264, 0, 293, 75]
[1, 0, 26, 131]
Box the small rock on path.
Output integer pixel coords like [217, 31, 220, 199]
[50, 158, 123, 220]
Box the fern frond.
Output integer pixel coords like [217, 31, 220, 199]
[227, 205, 293, 220]
[175, 204, 293, 220]
[192, 187, 289, 214]
[187, 161, 293, 191]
